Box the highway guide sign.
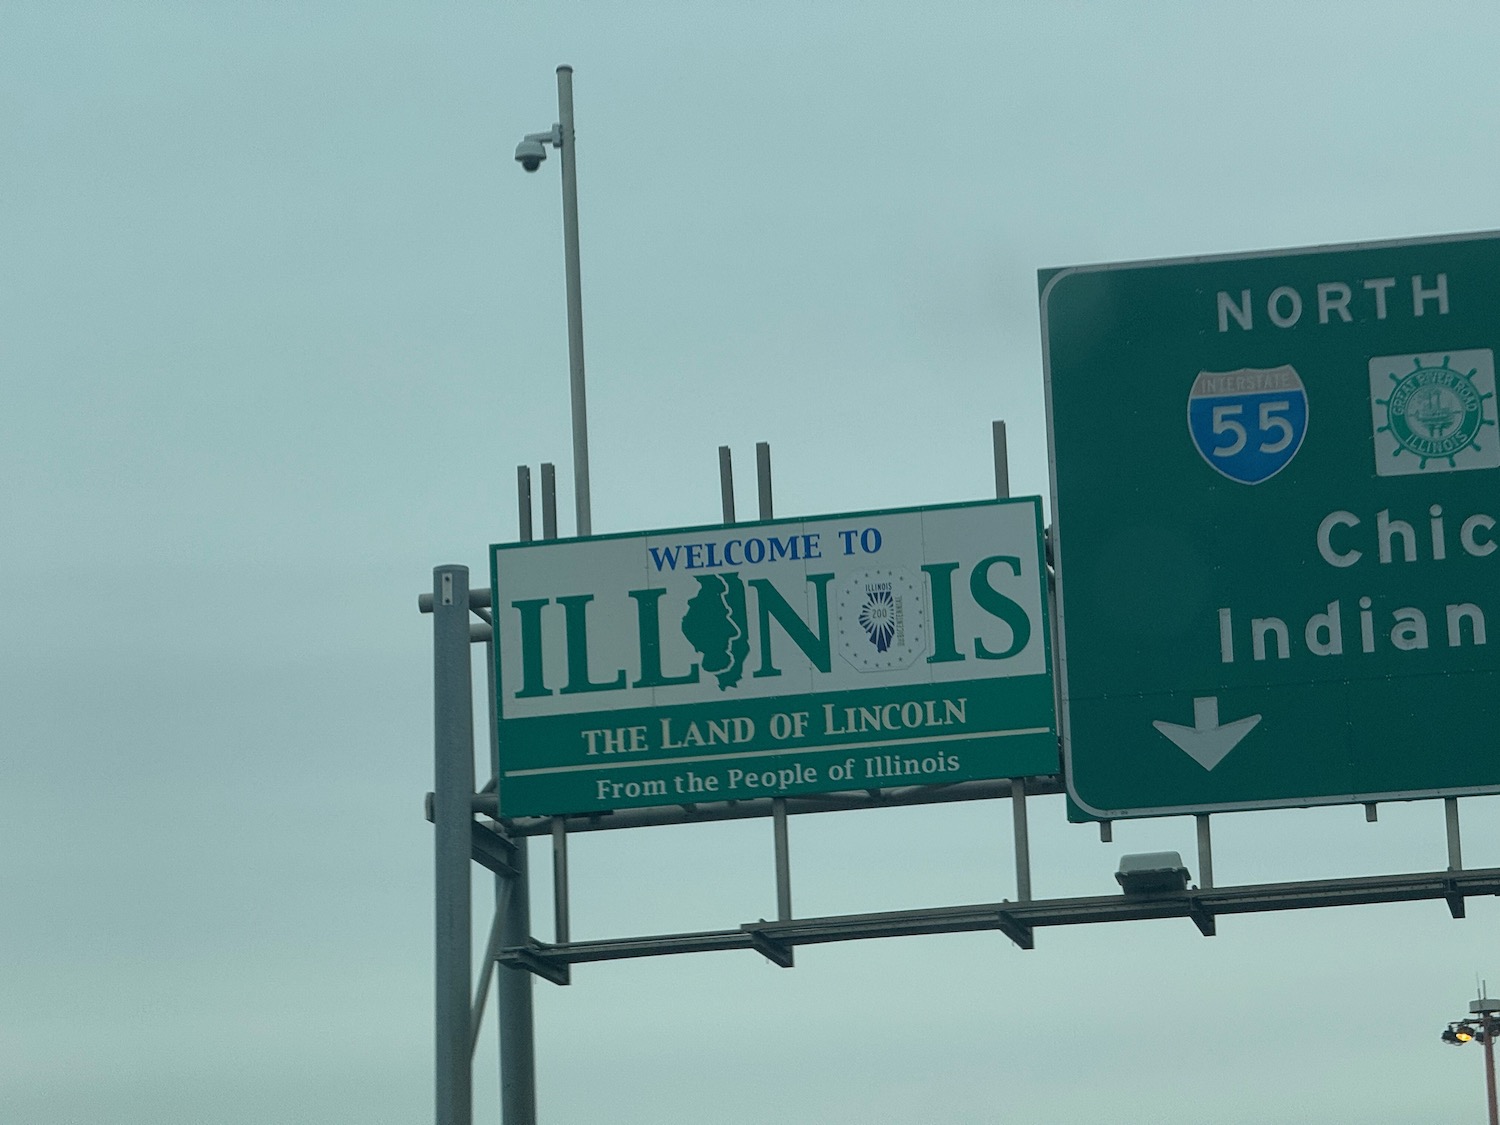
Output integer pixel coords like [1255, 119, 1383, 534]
[1042, 230, 1500, 819]
[489, 499, 1056, 817]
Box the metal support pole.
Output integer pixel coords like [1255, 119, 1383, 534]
[1011, 778, 1032, 902]
[1196, 814, 1214, 889]
[773, 798, 793, 922]
[434, 566, 475, 1125]
[498, 839, 536, 1124]
[497, 497, 538, 1124]
[517, 467, 534, 542]
[556, 65, 592, 538]
[992, 420, 1010, 499]
[551, 817, 570, 943]
[718, 446, 736, 523]
[744, 442, 793, 940]
[1485, 1013, 1499, 1125]
[472, 629, 505, 1059]
[993, 421, 1031, 902]
[756, 442, 773, 520]
[540, 464, 558, 541]
[1447, 797, 1464, 871]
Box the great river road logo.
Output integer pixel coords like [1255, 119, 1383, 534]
[1187, 365, 1309, 484]
[1369, 349, 1498, 475]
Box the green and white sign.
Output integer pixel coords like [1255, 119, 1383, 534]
[1043, 230, 1500, 819]
[490, 499, 1056, 817]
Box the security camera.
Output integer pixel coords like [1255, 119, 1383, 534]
[515, 139, 547, 172]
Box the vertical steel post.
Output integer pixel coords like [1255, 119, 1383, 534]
[498, 478, 537, 1124]
[718, 446, 736, 523]
[755, 442, 773, 521]
[1045, 523, 1065, 863]
[517, 467, 534, 542]
[434, 566, 475, 1125]
[752, 442, 793, 924]
[773, 798, 793, 921]
[551, 817, 570, 943]
[497, 840, 536, 1125]
[1485, 1013, 1499, 1125]
[992, 420, 1010, 500]
[994, 422, 1032, 901]
[540, 464, 558, 541]
[472, 559, 507, 1057]
[544, 456, 573, 946]
[1195, 814, 1214, 889]
[556, 65, 592, 538]
[1447, 797, 1464, 871]
[1010, 778, 1032, 901]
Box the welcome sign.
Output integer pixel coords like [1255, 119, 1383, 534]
[490, 498, 1056, 816]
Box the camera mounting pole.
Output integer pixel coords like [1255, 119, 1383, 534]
[556, 66, 591, 538]
[514, 66, 592, 539]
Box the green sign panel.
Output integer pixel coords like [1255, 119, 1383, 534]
[1043, 231, 1500, 818]
[490, 499, 1056, 817]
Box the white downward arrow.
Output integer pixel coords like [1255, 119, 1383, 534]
[1152, 696, 1261, 771]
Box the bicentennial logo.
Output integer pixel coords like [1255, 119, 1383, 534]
[836, 568, 928, 672]
[1187, 365, 1309, 485]
[1369, 349, 1498, 476]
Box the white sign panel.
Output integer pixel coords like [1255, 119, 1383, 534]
[489, 498, 1056, 816]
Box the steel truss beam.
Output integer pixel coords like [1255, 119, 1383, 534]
[493, 866, 1500, 981]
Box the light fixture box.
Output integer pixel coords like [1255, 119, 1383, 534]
[1115, 851, 1191, 895]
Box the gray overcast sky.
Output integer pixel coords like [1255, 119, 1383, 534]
[9, 3, 1500, 1122]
